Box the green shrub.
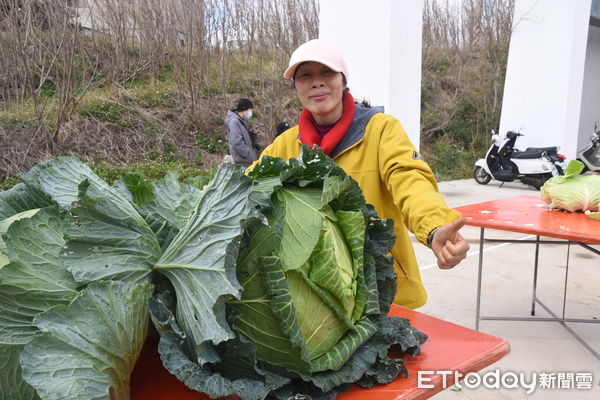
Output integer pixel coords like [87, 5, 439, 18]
[195, 134, 227, 154]
[182, 169, 216, 189]
[194, 153, 204, 166]
[1, 160, 212, 193]
[40, 82, 57, 98]
[0, 114, 36, 127]
[90, 158, 212, 185]
[200, 85, 220, 98]
[225, 80, 244, 94]
[145, 149, 162, 160]
[80, 100, 134, 126]
[0, 176, 19, 191]
[225, 79, 256, 95]
[422, 139, 474, 181]
[210, 116, 224, 125]
[424, 57, 452, 75]
[445, 98, 477, 148]
[163, 140, 176, 154]
[136, 88, 178, 108]
[163, 154, 186, 163]
[122, 74, 150, 89]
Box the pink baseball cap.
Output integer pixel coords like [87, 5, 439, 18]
[283, 39, 349, 82]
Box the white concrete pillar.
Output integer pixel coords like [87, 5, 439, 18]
[319, 0, 423, 149]
[499, 0, 592, 160]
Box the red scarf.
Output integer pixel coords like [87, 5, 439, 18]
[299, 91, 355, 156]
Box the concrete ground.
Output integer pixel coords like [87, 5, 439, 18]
[411, 178, 600, 399]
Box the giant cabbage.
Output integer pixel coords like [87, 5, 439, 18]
[540, 160, 600, 215]
[151, 147, 426, 399]
[0, 150, 426, 400]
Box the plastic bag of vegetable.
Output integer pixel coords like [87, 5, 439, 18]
[540, 160, 600, 214]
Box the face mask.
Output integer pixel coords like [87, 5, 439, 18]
[245, 109, 253, 119]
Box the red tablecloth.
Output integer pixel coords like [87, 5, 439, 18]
[130, 305, 509, 400]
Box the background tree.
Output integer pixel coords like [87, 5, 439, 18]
[421, 0, 515, 179]
[1, 0, 514, 186]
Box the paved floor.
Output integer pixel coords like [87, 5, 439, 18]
[410, 178, 600, 399]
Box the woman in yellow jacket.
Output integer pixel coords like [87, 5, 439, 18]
[248, 39, 469, 309]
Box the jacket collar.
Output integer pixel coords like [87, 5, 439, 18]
[294, 104, 383, 158]
[329, 104, 383, 158]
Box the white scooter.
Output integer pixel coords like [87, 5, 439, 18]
[474, 130, 565, 190]
[576, 121, 600, 173]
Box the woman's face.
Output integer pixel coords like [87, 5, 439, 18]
[294, 62, 344, 125]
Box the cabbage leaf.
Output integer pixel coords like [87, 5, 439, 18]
[0, 182, 52, 220]
[0, 344, 40, 400]
[20, 157, 161, 285]
[154, 163, 254, 363]
[20, 280, 152, 400]
[0, 207, 77, 345]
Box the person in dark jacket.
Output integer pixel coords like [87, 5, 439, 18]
[225, 98, 259, 168]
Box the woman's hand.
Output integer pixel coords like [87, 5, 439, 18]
[431, 218, 470, 269]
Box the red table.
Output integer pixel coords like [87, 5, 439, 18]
[454, 195, 600, 244]
[130, 305, 509, 400]
[454, 195, 600, 360]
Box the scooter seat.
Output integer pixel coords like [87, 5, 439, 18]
[512, 149, 546, 159]
[524, 146, 557, 153]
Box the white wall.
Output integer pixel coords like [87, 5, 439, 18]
[389, 0, 423, 148]
[319, 0, 423, 148]
[578, 25, 600, 149]
[499, 0, 591, 160]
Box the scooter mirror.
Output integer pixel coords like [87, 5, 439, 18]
[491, 130, 495, 135]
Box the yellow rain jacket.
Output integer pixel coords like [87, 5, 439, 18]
[248, 105, 461, 308]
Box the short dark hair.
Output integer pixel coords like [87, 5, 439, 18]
[235, 98, 253, 112]
[276, 121, 290, 136]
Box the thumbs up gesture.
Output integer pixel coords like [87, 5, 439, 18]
[431, 217, 470, 269]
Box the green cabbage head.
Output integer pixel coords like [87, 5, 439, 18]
[540, 160, 600, 212]
[231, 186, 372, 374]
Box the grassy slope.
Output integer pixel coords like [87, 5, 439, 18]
[1, 48, 505, 189]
